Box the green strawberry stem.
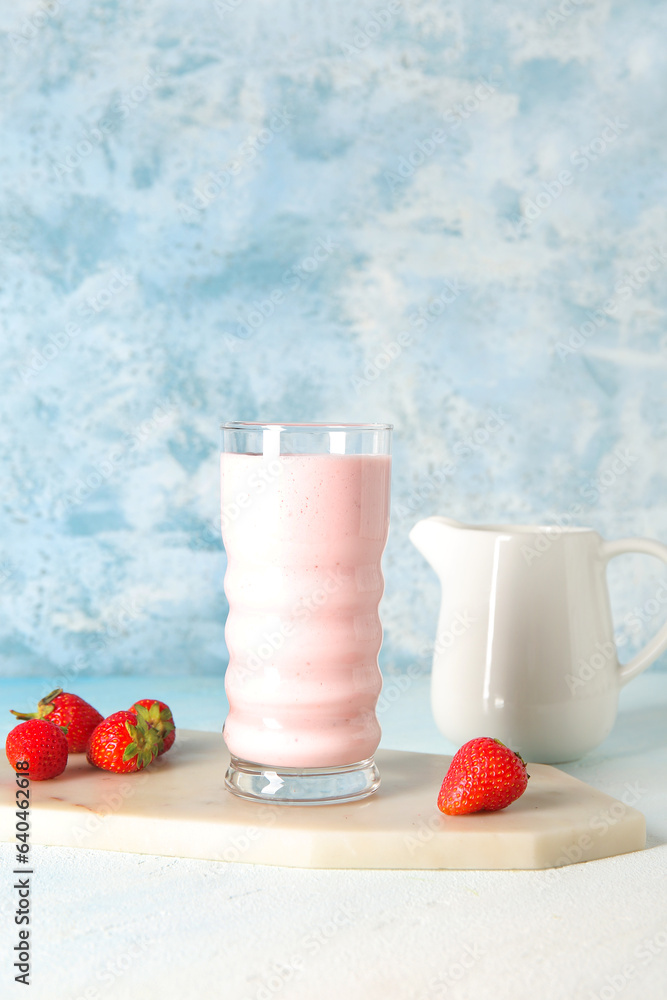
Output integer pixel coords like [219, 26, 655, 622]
[10, 688, 63, 721]
[122, 718, 160, 770]
[134, 701, 175, 741]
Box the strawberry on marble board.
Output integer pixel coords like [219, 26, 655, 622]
[437, 737, 529, 816]
[11, 688, 104, 754]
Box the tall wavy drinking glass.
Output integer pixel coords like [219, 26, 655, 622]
[220, 422, 392, 804]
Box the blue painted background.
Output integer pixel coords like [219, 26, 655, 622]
[2, 0, 667, 680]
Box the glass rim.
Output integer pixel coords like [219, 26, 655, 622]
[220, 421, 393, 431]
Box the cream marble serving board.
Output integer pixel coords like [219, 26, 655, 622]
[0, 730, 645, 870]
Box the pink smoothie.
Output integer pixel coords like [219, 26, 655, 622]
[220, 452, 391, 768]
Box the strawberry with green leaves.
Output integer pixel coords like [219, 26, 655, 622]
[86, 710, 160, 773]
[437, 737, 529, 815]
[129, 700, 175, 755]
[11, 688, 103, 754]
[5, 719, 69, 780]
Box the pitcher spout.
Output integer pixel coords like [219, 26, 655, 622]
[409, 516, 464, 574]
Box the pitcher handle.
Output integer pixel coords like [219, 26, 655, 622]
[601, 536, 667, 686]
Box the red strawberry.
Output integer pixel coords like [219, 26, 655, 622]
[437, 737, 529, 815]
[5, 719, 68, 781]
[129, 700, 175, 755]
[11, 688, 104, 754]
[86, 710, 160, 773]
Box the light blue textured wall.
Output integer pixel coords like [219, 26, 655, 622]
[2, 0, 667, 679]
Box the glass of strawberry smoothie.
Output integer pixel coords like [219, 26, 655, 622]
[220, 422, 392, 804]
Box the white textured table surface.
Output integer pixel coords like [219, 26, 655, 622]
[1, 672, 667, 1000]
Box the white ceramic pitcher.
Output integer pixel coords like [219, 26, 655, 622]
[410, 516, 667, 762]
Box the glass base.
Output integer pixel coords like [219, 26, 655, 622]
[225, 754, 381, 805]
